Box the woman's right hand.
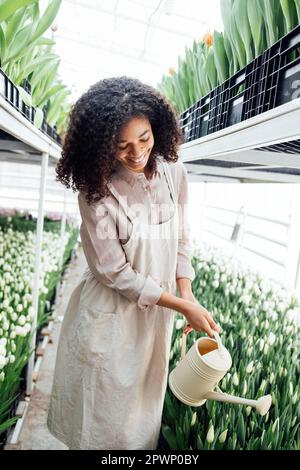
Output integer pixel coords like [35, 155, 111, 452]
[182, 300, 221, 337]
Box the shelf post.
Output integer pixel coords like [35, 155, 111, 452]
[26, 151, 49, 395]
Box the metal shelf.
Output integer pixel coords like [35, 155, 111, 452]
[179, 98, 300, 183]
[0, 95, 61, 165]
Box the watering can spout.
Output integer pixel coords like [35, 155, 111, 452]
[204, 390, 272, 416]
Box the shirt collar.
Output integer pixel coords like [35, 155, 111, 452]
[114, 158, 163, 187]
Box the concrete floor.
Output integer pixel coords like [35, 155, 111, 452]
[8, 247, 87, 450]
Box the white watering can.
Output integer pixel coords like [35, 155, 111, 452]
[169, 330, 272, 416]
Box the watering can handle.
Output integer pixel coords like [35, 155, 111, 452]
[181, 326, 223, 360]
[213, 331, 223, 351]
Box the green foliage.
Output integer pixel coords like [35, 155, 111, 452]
[160, 244, 300, 450]
[157, 0, 300, 115]
[0, 214, 79, 444]
[0, 0, 70, 134]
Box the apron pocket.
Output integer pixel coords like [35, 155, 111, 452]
[68, 305, 117, 368]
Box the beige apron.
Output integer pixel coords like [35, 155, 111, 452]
[47, 162, 179, 450]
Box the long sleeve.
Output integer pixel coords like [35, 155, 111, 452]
[175, 162, 195, 281]
[78, 193, 163, 310]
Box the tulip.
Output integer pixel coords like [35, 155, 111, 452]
[191, 412, 197, 427]
[203, 32, 213, 48]
[206, 424, 215, 443]
[218, 429, 228, 443]
[232, 372, 239, 386]
[246, 361, 254, 374]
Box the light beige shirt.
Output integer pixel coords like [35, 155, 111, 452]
[78, 158, 195, 309]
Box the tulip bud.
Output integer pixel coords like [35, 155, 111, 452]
[218, 429, 228, 443]
[232, 372, 239, 386]
[206, 424, 214, 443]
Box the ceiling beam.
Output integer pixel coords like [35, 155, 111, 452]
[63, 0, 199, 39]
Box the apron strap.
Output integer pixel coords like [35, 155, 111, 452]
[107, 182, 136, 223]
[161, 161, 177, 205]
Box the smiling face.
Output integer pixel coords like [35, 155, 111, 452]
[115, 116, 154, 173]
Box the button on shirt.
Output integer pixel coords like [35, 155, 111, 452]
[78, 158, 195, 310]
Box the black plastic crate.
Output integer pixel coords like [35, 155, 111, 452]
[179, 102, 195, 143]
[30, 106, 35, 124]
[0, 66, 61, 145]
[207, 83, 226, 134]
[180, 24, 300, 144]
[275, 26, 300, 107]
[243, 25, 300, 117]
[242, 54, 264, 120]
[210, 68, 246, 133]
[19, 78, 31, 119]
[20, 78, 31, 94]
[179, 95, 210, 142]
[0, 69, 5, 97]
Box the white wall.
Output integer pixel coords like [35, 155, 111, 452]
[188, 182, 300, 292]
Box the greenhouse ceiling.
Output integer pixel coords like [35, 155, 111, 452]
[52, 0, 223, 99]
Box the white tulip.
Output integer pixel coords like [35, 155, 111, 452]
[0, 371, 5, 381]
[0, 338, 7, 347]
[246, 361, 254, 374]
[14, 326, 27, 337]
[24, 323, 32, 333]
[242, 295, 251, 306]
[28, 306, 35, 319]
[175, 319, 185, 330]
[206, 425, 214, 443]
[18, 315, 26, 326]
[218, 429, 228, 443]
[232, 372, 239, 386]
[260, 379, 266, 391]
[10, 312, 18, 322]
[191, 412, 197, 427]
[267, 332, 276, 346]
[16, 304, 23, 313]
[0, 355, 6, 369]
[262, 301, 270, 311]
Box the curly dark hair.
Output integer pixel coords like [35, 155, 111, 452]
[56, 76, 183, 205]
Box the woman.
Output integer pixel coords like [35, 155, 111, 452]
[47, 76, 220, 450]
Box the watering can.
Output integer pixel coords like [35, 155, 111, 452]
[168, 329, 272, 416]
